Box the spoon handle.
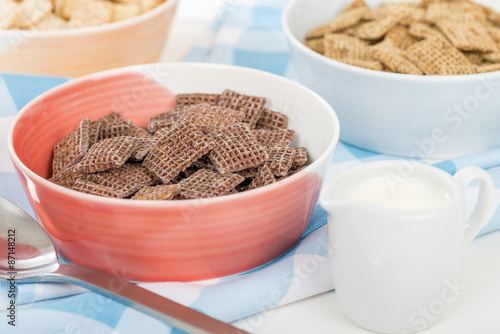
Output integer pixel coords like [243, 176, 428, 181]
[36, 264, 249, 334]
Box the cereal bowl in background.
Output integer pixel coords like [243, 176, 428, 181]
[7, 63, 340, 282]
[282, 0, 500, 158]
[0, 0, 178, 77]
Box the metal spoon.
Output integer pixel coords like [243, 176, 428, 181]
[0, 196, 249, 334]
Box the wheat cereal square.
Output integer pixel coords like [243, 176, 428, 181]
[304, 38, 325, 55]
[399, 7, 426, 26]
[0, 0, 24, 29]
[477, 63, 500, 73]
[483, 52, 500, 63]
[425, 2, 487, 23]
[384, 25, 418, 50]
[354, 4, 412, 40]
[370, 39, 423, 74]
[404, 37, 476, 75]
[306, 7, 368, 39]
[323, 33, 371, 60]
[436, 20, 497, 53]
[15, 0, 53, 29]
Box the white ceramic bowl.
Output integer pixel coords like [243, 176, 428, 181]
[0, 0, 178, 77]
[283, 0, 500, 158]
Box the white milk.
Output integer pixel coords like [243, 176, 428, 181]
[343, 176, 452, 211]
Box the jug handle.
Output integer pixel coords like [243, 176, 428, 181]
[454, 167, 494, 247]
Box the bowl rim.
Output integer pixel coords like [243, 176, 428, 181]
[281, 0, 500, 82]
[7, 62, 340, 207]
[0, 0, 179, 37]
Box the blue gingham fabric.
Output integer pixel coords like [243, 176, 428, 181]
[1, 0, 500, 333]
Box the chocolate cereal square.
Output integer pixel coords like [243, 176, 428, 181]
[255, 108, 289, 130]
[72, 136, 138, 174]
[176, 93, 220, 107]
[192, 154, 217, 171]
[216, 89, 266, 129]
[251, 129, 295, 148]
[131, 184, 181, 200]
[71, 179, 122, 198]
[131, 126, 153, 138]
[147, 107, 189, 133]
[266, 147, 295, 177]
[209, 123, 269, 174]
[52, 118, 91, 176]
[87, 163, 158, 198]
[99, 119, 133, 140]
[129, 137, 159, 162]
[178, 169, 244, 199]
[88, 120, 102, 146]
[49, 168, 88, 189]
[181, 103, 245, 133]
[143, 121, 215, 183]
[238, 166, 261, 179]
[248, 165, 276, 190]
[293, 147, 308, 168]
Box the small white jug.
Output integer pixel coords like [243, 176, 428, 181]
[319, 160, 494, 333]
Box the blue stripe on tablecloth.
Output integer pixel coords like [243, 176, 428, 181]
[0, 172, 34, 217]
[233, 50, 289, 75]
[251, 6, 283, 30]
[1, 73, 68, 111]
[0, 77, 18, 117]
[38, 292, 127, 329]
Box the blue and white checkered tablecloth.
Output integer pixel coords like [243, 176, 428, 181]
[2, 0, 500, 333]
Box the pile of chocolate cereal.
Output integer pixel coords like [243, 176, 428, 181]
[304, 0, 500, 75]
[49, 90, 308, 200]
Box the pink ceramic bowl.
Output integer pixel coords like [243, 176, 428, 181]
[8, 63, 340, 282]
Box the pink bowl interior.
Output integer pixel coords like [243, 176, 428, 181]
[10, 68, 331, 282]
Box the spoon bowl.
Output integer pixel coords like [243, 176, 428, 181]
[0, 196, 58, 279]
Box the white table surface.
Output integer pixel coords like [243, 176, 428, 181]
[162, 1, 500, 333]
